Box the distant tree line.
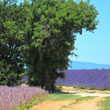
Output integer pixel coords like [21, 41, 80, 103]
[0, 0, 98, 92]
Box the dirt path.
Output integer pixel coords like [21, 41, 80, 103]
[29, 97, 103, 110]
[29, 86, 108, 110]
[61, 86, 110, 97]
[63, 90, 110, 97]
[62, 98, 102, 110]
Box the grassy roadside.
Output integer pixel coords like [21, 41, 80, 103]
[15, 93, 96, 110]
[45, 93, 96, 102]
[27, 93, 100, 110]
[99, 97, 110, 110]
[44, 93, 96, 110]
[16, 95, 47, 110]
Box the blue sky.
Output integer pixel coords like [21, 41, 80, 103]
[69, 0, 110, 64]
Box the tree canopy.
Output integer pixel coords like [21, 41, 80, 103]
[0, 0, 26, 85]
[0, 0, 98, 91]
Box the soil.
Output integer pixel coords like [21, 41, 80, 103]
[29, 98, 103, 110]
[62, 98, 103, 110]
[29, 86, 109, 110]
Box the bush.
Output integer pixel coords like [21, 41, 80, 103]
[73, 86, 76, 88]
[79, 85, 86, 89]
[89, 86, 97, 90]
[100, 86, 110, 91]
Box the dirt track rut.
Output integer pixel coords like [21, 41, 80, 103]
[29, 97, 103, 110]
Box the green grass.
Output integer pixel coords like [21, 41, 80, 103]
[16, 95, 47, 110]
[73, 96, 95, 104]
[45, 93, 78, 101]
[99, 97, 110, 110]
[45, 93, 95, 101]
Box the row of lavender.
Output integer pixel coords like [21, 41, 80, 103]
[0, 86, 48, 110]
[56, 69, 110, 89]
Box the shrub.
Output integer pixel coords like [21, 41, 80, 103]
[79, 85, 86, 89]
[73, 86, 76, 88]
[100, 86, 110, 91]
[89, 86, 97, 90]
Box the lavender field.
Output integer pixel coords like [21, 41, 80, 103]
[0, 86, 48, 110]
[56, 69, 110, 89]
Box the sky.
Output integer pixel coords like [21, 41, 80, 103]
[17, 0, 110, 64]
[69, 0, 110, 64]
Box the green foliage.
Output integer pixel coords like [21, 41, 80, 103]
[0, 0, 26, 86]
[100, 86, 110, 91]
[15, 95, 47, 110]
[24, 0, 98, 92]
[89, 86, 97, 90]
[79, 85, 86, 89]
[0, 0, 99, 91]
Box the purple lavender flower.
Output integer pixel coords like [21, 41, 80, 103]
[0, 86, 48, 110]
[56, 69, 110, 89]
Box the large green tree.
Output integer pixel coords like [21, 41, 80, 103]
[23, 0, 99, 92]
[0, 0, 98, 91]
